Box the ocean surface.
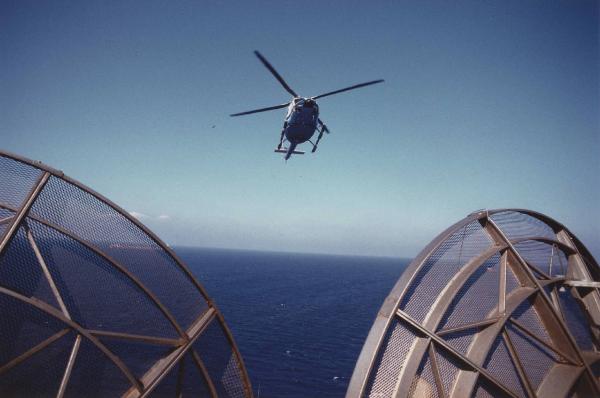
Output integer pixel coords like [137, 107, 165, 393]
[175, 247, 410, 398]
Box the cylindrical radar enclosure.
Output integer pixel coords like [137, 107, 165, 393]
[0, 150, 253, 397]
[347, 209, 600, 398]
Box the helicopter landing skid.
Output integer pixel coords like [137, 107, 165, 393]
[274, 148, 305, 155]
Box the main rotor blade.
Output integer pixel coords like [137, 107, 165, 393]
[254, 51, 298, 97]
[230, 102, 290, 117]
[311, 79, 384, 100]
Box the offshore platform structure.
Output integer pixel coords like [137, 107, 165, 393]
[0, 151, 253, 397]
[348, 209, 600, 398]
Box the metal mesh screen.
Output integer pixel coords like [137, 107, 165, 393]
[348, 209, 600, 398]
[438, 254, 501, 330]
[63, 338, 133, 398]
[0, 293, 67, 370]
[0, 226, 61, 310]
[473, 379, 513, 398]
[490, 211, 556, 241]
[512, 298, 552, 345]
[558, 288, 596, 351]
[0, 329, 75, 397]
[483, 336, 527, 398]
[433, 346, 460, 396]
[505, 323, 557, 389]
[407, 354, 438, 398]
[400, 221, 492, 323]
[0, 151, 252, 397]
[514, 240, 569, 278]
[365, 319, 418, 397]
[29, 176, 207, 330]
[28, 219, 177, 337]
[0, 155, 43, 210]
[0, 208, 15, 238]
[193, 318, 247, 398]
[441, 329, 476, 355]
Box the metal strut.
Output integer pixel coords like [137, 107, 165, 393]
[277, 122, 286, 150]
[312, 121, 327, 153]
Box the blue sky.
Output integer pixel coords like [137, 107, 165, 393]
[2, 1, 598, 258]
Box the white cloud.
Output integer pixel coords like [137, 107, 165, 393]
[129, 211, 149, 219]
[129, 211, 171, 222]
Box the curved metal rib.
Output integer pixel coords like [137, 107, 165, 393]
[486, 218, 600, 394]
[536, 364, 586, 398]
[510, 236, 576, 256]
[444, 286, 540, 397]
[190, 349, 219, 398]
[0, 149, 254, 396]
[346, 213, 485, 397]
[348, 209, 600, 398]
[22, 214, 187, 340]
[0, 328, 70, 376]
[122, 308, 216, 398]
[0, 286, 143, 392]
[0, 172, 49, 256]
[395, 310, 519, 398]
[392, 244, 506, 396]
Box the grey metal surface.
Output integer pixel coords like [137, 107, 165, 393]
[0, 150, 253, 397]
[348, 209, 600, 398]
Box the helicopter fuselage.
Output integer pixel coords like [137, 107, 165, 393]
[283, 97, 319, 144]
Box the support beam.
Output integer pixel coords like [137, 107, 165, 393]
[0, 328, 70, 376]
[57, 334, 81, 398]
[437, 318, 500, 337]
[122, 308, 216, 398]
[26, 226, 71, 319]
[0, 172, 49, 256]
[502, 330, 535, 398]
[0, 150, 253, 397]
[347, 213, 486, 398]
[395, 309, 518, 398]
[486, 218, 600, 394]
[428, 343, 446, 398]
[564, 280, 600, 288]
[450, 286, 538, 396]
[24, 216, 187, 340]
[536, 363, 585, 398]
[510, 318, 578, 365]
[191, 350, 219, 398]
[0, 287, 142, 392]
[0, 215, 14, 225]
[88, 330, 183, 347]
[499, 251, 507, 315]
[392, 244, 505, 397]
[510, 236, 577, 256]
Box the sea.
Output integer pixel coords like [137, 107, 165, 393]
[175, 247, 410, 398]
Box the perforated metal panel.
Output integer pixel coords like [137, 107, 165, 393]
[348, 209, 600, 398]
[0, 151, 253, 397]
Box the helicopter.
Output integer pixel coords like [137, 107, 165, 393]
[231, 51, 384, 160]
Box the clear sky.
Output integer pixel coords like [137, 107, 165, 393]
[2, 1, 599, 258]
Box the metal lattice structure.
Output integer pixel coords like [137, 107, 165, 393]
[347, 209, 600, 398]
[0, 150, 253, 397]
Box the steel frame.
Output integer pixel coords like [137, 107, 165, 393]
[0, 150, 253, 397]
[347, 209, 600, 398]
